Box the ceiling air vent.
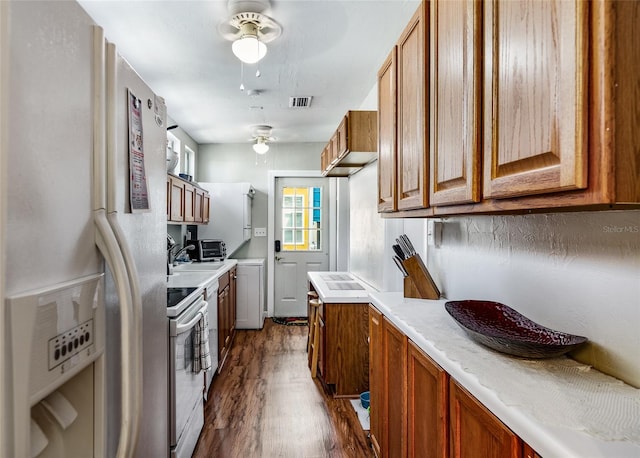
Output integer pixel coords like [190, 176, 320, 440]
[289, 96, 313, 108]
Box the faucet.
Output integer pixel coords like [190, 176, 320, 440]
[167, 244, 195, 275]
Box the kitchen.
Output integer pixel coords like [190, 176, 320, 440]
[2, 1, 639, 458]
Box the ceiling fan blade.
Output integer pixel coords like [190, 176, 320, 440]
[217, 22, 242, 41]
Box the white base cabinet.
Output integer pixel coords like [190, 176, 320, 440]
[235, 259, 265, 329]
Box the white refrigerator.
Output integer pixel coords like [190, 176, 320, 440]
[2, 2, 168, 457]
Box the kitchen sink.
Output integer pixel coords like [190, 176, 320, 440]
[173, 263, 224, 272]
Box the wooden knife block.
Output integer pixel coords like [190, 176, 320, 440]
[402, 255, 440, 300]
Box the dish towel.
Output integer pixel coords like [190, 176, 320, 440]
[193, 310, 212, 373]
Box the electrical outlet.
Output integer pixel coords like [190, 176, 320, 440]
[254, 227, 267, 237]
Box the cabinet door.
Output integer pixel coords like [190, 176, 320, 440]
[383, 318, 408, 458]
[377, 48, 397, 213]
[320, 146, 329, 174]
[217, 287, 228, 369]
[229, 267, 237, 336]
[450, 379, 521, 457]
[194, 188, 204, 223]
[330, 132, 339, 165]
[430, 0, 482, 206]
[169, 176, 185, 222]
[184, 183, 195, 222]
[408, 341, 448, 458]
[336, 116, 348, 160]
[368, 306, 383, 457]
[397, 3, 429, 210]
[483, 0, 588, 199]
[202, 194, 210, 223]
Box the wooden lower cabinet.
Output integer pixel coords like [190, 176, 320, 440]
[522, 443, 542, 458]
[383, 318, 408, 457]
[450, 379, 521, 458]
[370, 305, 542, 458]
[369, 306, 383, 457]
[317, 302, 369, 397]
[408, 341, 448, 458]
[217, 269, 237, 372]
[229, 266, 237, 337]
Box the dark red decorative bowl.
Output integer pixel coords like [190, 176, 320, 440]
[444, 300, 588, 359]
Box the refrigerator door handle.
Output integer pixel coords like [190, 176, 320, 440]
[94, 210, 139, 458]
[106, 213, 143, 455]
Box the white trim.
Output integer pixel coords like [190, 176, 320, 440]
[267, 170, 323, 318]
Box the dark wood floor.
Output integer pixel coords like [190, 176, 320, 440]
[193, 319, 373, 458]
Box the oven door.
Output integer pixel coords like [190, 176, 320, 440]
[169, 295, 208, 449]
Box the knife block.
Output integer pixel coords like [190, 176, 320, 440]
[402, 255, 440, 300]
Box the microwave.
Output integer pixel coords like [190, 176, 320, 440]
[189, 239, 226, 262]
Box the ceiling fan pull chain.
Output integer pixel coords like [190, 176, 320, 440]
[239, 61, 245, 91]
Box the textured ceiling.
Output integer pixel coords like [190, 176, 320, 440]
[78, 0, 420, 145]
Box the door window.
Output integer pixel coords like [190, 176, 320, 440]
[281, 186, 322, 251]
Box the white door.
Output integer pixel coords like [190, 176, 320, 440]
[274, 177, 329, 317]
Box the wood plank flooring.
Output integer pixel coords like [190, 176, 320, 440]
[193, 319, 373, 458]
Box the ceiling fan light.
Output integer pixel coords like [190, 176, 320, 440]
[253, 139, 269, 154]
[232, 23, 267, 64]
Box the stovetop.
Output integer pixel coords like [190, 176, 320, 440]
[167, 287, 197, 308]
[166, 287, 202, 318]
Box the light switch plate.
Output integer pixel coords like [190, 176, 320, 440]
[254, 227, 267, 237]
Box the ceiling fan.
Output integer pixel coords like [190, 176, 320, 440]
[218, 0, 282, 64]
[250, 124, 275, 154]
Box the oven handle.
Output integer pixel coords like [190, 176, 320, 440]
[176, 300, 209, 333]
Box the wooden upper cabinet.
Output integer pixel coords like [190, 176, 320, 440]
[202, 193, 210, 224]
[194, 187, 204, 223]
[397, 2, 429, 211]
[377, 47, 398, 213]
[184, 183, 195, 222]
[322, 111, 378, 177]
[336, 116, 348, 160]
[483, 0, 588, 199]
[430, 0, 482, 206]
[169, 175, 185, 222]
[450, 379, 521, 458]
[408, 341, 449, 458]
[167, 174, 210, 224]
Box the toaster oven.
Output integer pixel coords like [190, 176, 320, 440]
[189, 239, 226, 262]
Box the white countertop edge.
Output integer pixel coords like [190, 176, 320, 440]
[369, 291, 640, 458]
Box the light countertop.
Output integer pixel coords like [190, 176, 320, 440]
[370, 292, 640, 458]
[307, 271, 376, 303]
[168, 259, 238, 289]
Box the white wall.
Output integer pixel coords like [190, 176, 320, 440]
[429, 211, 640, 387]
[348, 164, 640, 388]
[197, 142, 323, 259]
